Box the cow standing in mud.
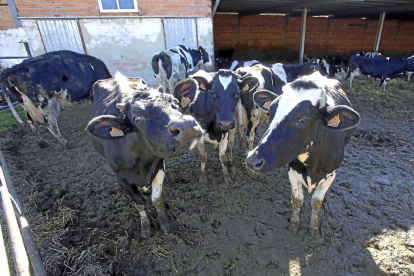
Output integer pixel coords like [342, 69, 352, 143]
[174, 69, 258, 184]
[1, 50, 111, 147]
[86, 72, 203, 237]
[235, 60, 321, 151]
[152, 45, 211, 94]
[247, 72, 360, 236]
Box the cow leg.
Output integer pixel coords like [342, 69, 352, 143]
[408, 72, 412, 82]
[41, 98, 69, 146]
[348, 70, 355, 90]
[197, 138, 208, 184]
[219, 133, 233, 185]
[236, 100, 245, 151]
[247, 107, 261, 151]
[25, 111, 49, 148]
[116, 176, 151, 238]
[309, 171, 336, 236]
[151, 161, 169, 233]
[379, 79, 387, 93]
[227, 127, 236, 165]
[288, 168, 304, 233]
[4, 93, 24, 124]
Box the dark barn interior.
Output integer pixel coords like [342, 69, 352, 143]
[212, 0, 414, 63]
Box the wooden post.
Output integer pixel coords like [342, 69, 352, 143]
[299, 8, 307, 64]
[374, 12, 386, 52]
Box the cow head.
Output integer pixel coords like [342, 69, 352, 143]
[187, 69, 258, 132]
[86, 74, 203, 158]
[198, 46, 211, 67]
[406, 58, 414, 72]
[246, 72, 360, 174]
[301, 58, 321, 75]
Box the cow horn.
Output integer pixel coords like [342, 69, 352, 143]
[319, 91, 327, 109]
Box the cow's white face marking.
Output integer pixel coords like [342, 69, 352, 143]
[256, 73, 336, 147]
[219, 75, 232, 90]
[271, 63, 287, 84]
[321, 59, 330, 75]
[386, 57, 390, 61]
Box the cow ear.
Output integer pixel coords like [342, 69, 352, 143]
[239, 76, 259, 92]
[253, 90, 278, 111]
[173, 78, 199, 108]
[86, 115, 132, 139]
[191, 75, 209, 91]
[323, 105, 360, 130]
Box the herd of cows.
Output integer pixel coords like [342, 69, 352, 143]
[0, 45, 412, 238]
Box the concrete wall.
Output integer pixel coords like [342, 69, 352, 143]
[80, 18, 166, 86]
[0, 28, 27, 69]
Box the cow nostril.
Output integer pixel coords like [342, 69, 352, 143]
[254, 159, 265, 170]
[169, 127, 181, 137]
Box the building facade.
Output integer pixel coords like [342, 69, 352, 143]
[0, 0, 214, 86]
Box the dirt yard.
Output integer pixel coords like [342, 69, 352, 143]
[1, 75, 413, 276]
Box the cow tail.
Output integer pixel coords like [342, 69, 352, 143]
[0, 71, 24, 124]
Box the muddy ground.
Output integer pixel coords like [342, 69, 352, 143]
[1, 76, 414, 276]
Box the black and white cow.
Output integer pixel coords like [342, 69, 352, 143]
[86, 72, 203, 238]
[216, 58, 260, 71]
[151, 45, 211, 94]
[406, 55, 414, 82]
[269, 59, 321, 85]
[246, 72, 360, 236]
[319, 58, 347, 80]
[1, 50, 111, 147]
[235, 64, 281, 150]
[358, 51, 382, 58]
[233, 60, 321, 151]
[174, 69, 257, 184]
[348, 55, 414, 91]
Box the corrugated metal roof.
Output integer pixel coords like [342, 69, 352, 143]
[214, 0, 414, 19]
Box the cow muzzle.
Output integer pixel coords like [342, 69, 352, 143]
[219, 119, 235, 131]
[246, 154, 265, 173]
[169, 120, 202, 141]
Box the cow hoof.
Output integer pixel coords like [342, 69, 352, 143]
[37, 140, 49, 148]
[288, 221, 300, 233]
[309, 227, 320, 237]
[157, 217, 170, 234]
[199, 173, 208, 184]
[141, 223, 152, 239]
[224, 176, 233, 185]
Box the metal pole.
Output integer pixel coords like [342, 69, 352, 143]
[0, 149, 47, 276]
[6, 0, 21, 28]
[374, 12, 386, 52]
[299, 8, 307, 64]
[212, 0, 221, 17]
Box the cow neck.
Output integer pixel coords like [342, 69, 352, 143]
[188, 48, 202, 67]
[292, 122, 345, 185]
[283, 63, 306, 83]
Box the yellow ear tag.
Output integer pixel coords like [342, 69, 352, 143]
[181, 96, 191, 107]
[327, 114, 341, 127]
[263, 101, 271, 110]
[110, 127, 124, 137]
[243, 84, 249, 91]
[199, 83, 206, 90]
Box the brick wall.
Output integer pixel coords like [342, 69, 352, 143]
[0, 0, 15, 29]
[214, 14, 414, 55]
[14, 0, 211, 17]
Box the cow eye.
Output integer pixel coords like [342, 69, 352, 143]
[133, 116, 142, 122]
[297, 118, 308, 124]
